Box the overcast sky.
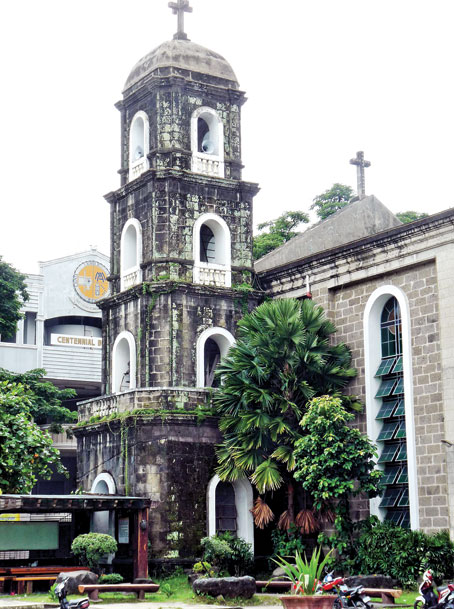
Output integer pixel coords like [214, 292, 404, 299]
[1, 0, 453, 274]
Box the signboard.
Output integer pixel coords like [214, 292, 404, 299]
[73, 261, 109, 304]
[0, 522, 58, 551]
[118, 518, 130, 544]
[51, 333, 102, 349]
[0, 514, 20, 522]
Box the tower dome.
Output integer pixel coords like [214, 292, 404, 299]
[123, 39, 239, 93]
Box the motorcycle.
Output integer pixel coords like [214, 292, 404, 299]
[414, 569, 454, 609]
[54, 577, 90, 609]
[318, 571, 373, 609]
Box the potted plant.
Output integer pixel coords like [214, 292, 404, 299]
[272, 547, 336, 609]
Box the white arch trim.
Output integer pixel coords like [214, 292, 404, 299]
[112, 330, 137, 394]
[207, 474, 254, 552]
[129, 110, 150, 181]
[364, 285, 418, 529]
[91, 472, 117, 495]
[120, 218, 143, 291]
[196, 327, 235, 388]
[191, 106, 225, 178]
[193, 213, 231, 288]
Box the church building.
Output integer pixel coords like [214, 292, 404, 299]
[75, 0, 454, 562]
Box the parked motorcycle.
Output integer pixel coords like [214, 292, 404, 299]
[414, 569, 454, 609]
[54, 577, 90, 609]
[318, 572, 373, 609]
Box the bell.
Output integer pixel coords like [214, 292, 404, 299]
[201, 132, 215, 154]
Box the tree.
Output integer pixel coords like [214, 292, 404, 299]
[396, 210, 429, 224]
[71, 533, 118, 573]
[0, 257, 28, 341]
[293, 395, 382, 511]
[0, 368, 77, 431]
[310, 183, 354, 220]
[214, 298, 358, 530]
[253, 211, 309, 260]
[0, 381, 65, 494]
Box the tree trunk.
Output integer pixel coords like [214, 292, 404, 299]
[287, 481, 295, 523]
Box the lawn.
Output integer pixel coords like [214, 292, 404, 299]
[0, 572, 419, 607]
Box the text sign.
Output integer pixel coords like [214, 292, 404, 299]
[118, 518, 129, 544]
[51, 334, 102, 349]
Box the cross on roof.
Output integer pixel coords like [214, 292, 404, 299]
[350, 151, 371, 199]
[168, 0, 193, 40]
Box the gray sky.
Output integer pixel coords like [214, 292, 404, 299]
[2, 0, 453, 274]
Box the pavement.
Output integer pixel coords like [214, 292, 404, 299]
[0, 600, 283, 609]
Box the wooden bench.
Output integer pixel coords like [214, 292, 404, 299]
[256, 580, 291, 591]
[15, 576, 58, 595]
[362, 588, 403, 604]
[78, 583, 160, 601]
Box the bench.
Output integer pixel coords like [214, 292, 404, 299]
[256, 580, 291, 591]
[78, 583, 160, 601]
[362, 588, 403, 604]
[15, 576, 58, 595]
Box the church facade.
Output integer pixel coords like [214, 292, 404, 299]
[75, 2, 454, 561]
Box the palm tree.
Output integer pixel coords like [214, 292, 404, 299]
[214, 298, 358, 530]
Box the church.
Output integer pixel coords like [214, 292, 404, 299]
[74, 0, 454, 562]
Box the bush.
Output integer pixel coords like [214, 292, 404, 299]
[201, 533, 253, 576]
[271, 524, 306, 559]
[348, 520, 454, 587]
[71, 533, 118, 573]
[98, 573, 124, 584]
[193, 561, 215, 577]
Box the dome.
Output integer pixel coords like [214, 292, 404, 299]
[123, 39, 239, 92]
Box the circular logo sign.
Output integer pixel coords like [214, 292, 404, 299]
[73, 261, 109, 303]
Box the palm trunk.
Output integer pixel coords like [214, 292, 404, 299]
[287, 481, 295, 523]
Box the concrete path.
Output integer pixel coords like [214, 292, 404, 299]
[0, 600, 283, 609]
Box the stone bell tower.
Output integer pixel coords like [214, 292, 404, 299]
[76, 2, 260, 560]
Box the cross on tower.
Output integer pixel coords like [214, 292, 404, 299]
[350, 151, 371, 199]
[168, 0, 193, 40]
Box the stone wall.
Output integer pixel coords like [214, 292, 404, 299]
[258, 212, 454, 533]
[75, 414, 221, 558]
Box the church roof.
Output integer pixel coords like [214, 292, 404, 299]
[124, 39, 239, 92]
[255, 195, 403, 274]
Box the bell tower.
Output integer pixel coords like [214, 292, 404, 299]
[76, 3, 260, 559]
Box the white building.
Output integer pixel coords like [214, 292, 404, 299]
[0, 249, 109, 493]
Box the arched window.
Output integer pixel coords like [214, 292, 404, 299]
[112, 331, 137, 394]
[215, 482, 237, 534]
[193, 213, 231, 287]
[91, 473, 116, 536]
[191, 107, 224, 178]
[364, 286, 418, 529]
[207, 475, 254, 552]
[120, 218, 143, 291]
[129, 111, 149, 181]
[196, 327, 235, 388]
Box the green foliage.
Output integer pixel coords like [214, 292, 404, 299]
[160, 582, 174, 598]
[272, 547, 333, 595]
[310, 184, 354, 220]
[214, 298, 358, 498]
[253, 211, 309, 260]
[0, 381, 66, 494]
[98, 573, 124, 584]
[201, 533, 253, 576]
[0, 368, 76, 430]
[0, 257, 28, 341]
[342, 519, 454, 587]
[71, 533, 118, 572]
[396, 210, 429, 224]
[193, 561, 215, 577]
[271, 524, 306, 559]
[48, 582, 58, 601]
[293, 395, 382, 511]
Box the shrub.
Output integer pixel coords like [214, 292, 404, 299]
[271, 524, 306, 559]
[98, 573, 124, 584]
[201, 533, 253, 576]
[193, 561, 215, 577]
[348, 520, 454, 587]
[71, 533, 118, 573]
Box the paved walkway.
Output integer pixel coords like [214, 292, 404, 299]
[0, 600, 283, 609]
